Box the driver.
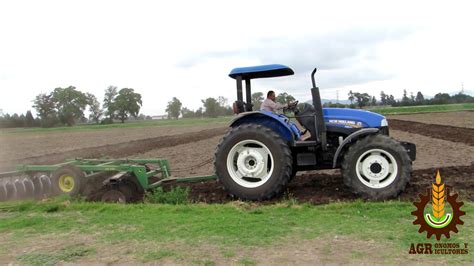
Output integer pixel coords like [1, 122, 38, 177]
[261, 90, 295, 112]
[261, 90, 311, 141]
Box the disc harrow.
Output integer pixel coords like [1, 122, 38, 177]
[0, 172, 54, 201]
[0, 158, 216, 203]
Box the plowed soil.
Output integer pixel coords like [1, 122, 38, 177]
[0, 123, 226, 165]
[0, 127, 227, 172]
[388, 119, 474, 146]
[389, 130, 474, 169]
[389, 111, 474, 128]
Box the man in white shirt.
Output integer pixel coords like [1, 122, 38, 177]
[261, 90, 289, 112]
[260, 90, 311, 141]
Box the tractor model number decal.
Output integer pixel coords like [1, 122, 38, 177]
[328, 119, 363, 128]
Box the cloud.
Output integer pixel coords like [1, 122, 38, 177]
[177, 26, 414, 90]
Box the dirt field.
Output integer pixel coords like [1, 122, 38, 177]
[389, 110, 474, 128]
[389, 119, 474, 146]
[0, 125, 228, 172]
[0, 124, 225, 165]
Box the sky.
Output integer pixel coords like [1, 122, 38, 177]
[0, 0, 473, 116]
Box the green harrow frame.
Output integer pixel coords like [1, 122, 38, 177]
[0, 158, 217, 202]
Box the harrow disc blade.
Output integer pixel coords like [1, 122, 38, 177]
[5, 181, 17, 200]
[39, 175, 52, 195]
[32, 176, 43, 198]
[14, 179, 27, 198]
[0, 183, 7, 201]
[22, 178, 35, 199]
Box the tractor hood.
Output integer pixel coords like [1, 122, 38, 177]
[323, 108, 387, 129]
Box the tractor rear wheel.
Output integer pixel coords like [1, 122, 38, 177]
[341, 134, 411, 200]
[214, 124, 293, 200]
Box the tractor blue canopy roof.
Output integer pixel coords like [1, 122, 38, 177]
[229, 64, 294, 79]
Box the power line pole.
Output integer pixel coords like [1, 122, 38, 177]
[336, 90, 339, 104]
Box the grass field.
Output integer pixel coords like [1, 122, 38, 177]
[0, 198, 472, 264]
[368, 103, 474, 115]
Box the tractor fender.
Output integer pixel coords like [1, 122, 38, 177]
[229, 111, 297, 143]
[332, 128, 379, 168]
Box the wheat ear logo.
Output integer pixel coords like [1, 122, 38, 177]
[426, 171, 451, 227]
[412, 170, 465, 240]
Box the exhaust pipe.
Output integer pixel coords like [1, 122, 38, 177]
[310, 68, 327, 150]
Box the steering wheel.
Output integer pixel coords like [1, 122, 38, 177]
[284, 100, 299, 113]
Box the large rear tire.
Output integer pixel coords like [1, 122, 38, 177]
[214, 124, 293, 200]
[341, 134, 411, 200]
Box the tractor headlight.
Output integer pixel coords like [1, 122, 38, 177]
[381, 118, 388, 127]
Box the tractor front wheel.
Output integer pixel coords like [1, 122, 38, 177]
[214, 124, 293, 201]
[341, 134, 411, 200]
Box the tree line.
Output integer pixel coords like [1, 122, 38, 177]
[336, 90, 474, 108]
[0, 86, 142, 128]
[2, 87, 473, 128]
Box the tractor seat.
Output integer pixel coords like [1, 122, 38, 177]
[233, 101, 253, 114]
[295, 103, 318, 141]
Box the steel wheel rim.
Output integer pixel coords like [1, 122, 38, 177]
[59, 175, 75, 192]
[226, 139, 274, 188]
[355, 148, 398, 189]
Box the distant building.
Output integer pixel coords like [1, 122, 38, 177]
[151, 115, 168, 120]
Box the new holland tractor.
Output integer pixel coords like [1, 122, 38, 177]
[215, 64, 416, 201]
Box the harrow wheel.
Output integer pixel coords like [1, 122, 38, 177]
[51, 166, 85, 196]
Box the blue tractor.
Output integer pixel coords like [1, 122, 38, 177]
[214, 64, 416, 200]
